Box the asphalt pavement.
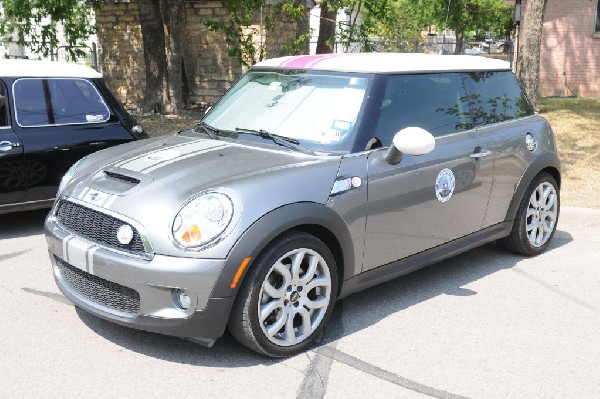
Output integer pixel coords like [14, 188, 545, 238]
[1, 207, 599, 398]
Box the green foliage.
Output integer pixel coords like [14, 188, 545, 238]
[206, 0, 308, 67]
[425, 0, 514, 40]
[0, 0, 96, 60]
[334, 0, 514, 52]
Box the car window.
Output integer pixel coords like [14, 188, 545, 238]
[373, 73, 472, 146]
[13, 78, 110, 127]
[0, 81, 8, 127]
[462, 71, 533, 126]
[203, 70, 371, 154]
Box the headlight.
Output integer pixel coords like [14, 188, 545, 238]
[172, 192, 233, 249]
[57, 158, 84, 195]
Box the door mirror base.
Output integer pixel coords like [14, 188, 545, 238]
[384, 127, 435, 165]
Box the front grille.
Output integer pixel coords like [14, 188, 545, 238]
[104, 171, 141, 185]
[56, 201, 146, 255]
[55, 256, 140, 314]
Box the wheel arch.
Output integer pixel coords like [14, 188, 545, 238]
[211, 202, 353, 298]
[504, 152, 561, 223]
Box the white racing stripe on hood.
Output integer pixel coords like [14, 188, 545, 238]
[119, 140, 229, 173]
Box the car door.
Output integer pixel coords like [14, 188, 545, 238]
[0, 79, 26, 208]
[362, 73, 494, 271]
[460, 71, 539, 228]
[10, 77, 133, 202]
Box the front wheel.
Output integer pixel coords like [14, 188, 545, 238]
[501, 172, 560, 256]
[228, 232, 338, 357]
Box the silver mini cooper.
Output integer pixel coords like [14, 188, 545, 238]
[45, 53, 561, 357]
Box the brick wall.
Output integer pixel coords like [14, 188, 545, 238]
[95, 1, 145, 107]
[520, 0, 600, 98]
[95, 1, 308, 108]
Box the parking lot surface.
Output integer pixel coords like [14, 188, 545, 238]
[1, 207, 599, 398]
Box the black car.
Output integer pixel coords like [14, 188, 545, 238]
[0, 59, 147, 214]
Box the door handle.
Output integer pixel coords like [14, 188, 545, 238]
[0, 141, 21, 152]
[470, 149, 492, 159]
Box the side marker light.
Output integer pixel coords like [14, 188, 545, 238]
[230, 257, 252, 289]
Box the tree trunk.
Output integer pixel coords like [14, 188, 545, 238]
[295, 0, 311, 54]
[453, 31, 463, 55]
[316, 2, 337, 54]
[516, 0, 548, 106]
[138, 0, 167, 113]
[161, 0, 186, 114]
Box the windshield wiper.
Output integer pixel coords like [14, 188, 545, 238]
[195, 121, 220, 140]
[235, 127, 313, 154]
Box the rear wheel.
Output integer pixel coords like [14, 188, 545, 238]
[501, 172, 560, 256]
[228, 231, 338, 357]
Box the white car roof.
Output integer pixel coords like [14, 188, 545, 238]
[255, 53, 511, 73]
[0, 59, 102, 78]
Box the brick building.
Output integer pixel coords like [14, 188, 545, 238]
[519, 0, 600, 98]
[95, 1, 308, 108]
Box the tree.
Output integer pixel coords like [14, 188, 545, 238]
[0, 0, 95, 60]
[137, 0, 167, 114]
[427, 0, 513, 54]
[515, 0, 547, 106]
[205, 0, 310, 67]
[316, 1, 338, 54]
[137, 0, 186, 114]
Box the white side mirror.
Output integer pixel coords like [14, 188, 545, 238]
[384, 127, 435, 164]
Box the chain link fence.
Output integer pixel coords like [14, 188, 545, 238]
[0, 40, 98, 69]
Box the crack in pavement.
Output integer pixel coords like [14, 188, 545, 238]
[297, 300, 344, 399]
[21, 288, 73, 306]
[0, 249, 32, 264]
[1, 285, 15, 294]
[297, 299, 470, 399]
[512, 267, 598, 313]
[313, 346, 471, 399]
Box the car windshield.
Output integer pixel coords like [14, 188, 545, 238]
[202, 69, 371, 154]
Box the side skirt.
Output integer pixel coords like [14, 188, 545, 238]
[339, 221, 512, 299]
[0, 199, 54, 215]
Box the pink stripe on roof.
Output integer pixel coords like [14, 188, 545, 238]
[278, 54, 343, 69]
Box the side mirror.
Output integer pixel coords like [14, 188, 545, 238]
[384, 127, 435, 165]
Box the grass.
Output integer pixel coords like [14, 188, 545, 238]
[537, 97, 600, 209]
[134, 97, 600, 209]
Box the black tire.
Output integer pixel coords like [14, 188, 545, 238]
[228, 231, 338, 357]
[500, 172, 560, 256]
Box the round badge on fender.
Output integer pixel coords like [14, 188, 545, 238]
[117, 225, 134, 245]
[435, 168, 456, 203]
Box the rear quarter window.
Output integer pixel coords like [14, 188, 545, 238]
[463, 71, 533, 126]
[13, 78, 110, 127]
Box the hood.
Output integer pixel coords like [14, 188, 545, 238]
[73, 134, 328, 194]
[63, 134, 342, 257]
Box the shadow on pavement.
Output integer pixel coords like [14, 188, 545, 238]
[75, 231, 573, 366]
[0, 209, 49, 239]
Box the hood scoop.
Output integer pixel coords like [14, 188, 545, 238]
[104, 170, 141, 185]
[86, 167, 152, 196]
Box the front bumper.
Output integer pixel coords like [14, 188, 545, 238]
[45, 217, 234, 342]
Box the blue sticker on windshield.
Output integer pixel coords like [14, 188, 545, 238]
[332, 119, 352, 132]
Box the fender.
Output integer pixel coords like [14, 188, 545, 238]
[504, 151, 561, 222]
[210, 202, 355, 298]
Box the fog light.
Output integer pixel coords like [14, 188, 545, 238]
[174, 289, 191, 310]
